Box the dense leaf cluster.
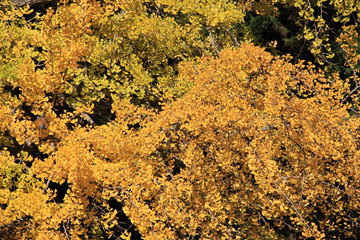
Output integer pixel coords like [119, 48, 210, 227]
[0, 0, 359, 239]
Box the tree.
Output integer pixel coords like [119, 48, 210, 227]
[0, 0, 359, 239]
[102, 43, 358, 239]
[2, 43, 356, 239]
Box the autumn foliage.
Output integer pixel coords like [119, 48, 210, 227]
[0, 0, 359, 239]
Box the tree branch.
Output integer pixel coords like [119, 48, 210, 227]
[11, 0, 56, 7]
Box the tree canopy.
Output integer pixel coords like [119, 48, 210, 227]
[0, 0, 359, 239]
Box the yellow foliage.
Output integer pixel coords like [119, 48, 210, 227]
[0, 0, 359, 239]
[7, 43, 355, 239]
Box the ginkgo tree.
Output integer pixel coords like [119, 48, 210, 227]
[3, 43, 357, 239]
[102, 43, 358, 239]
[0, 0, 359, 239]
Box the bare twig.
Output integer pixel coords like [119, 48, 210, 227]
[222, 27, 240, 46]
[273, 180, 312, 232]
[207, 27, 220, 55]
[63, 222, 70, 240]
[341, 76, 359, 104]
[11, 0, 57, 7]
